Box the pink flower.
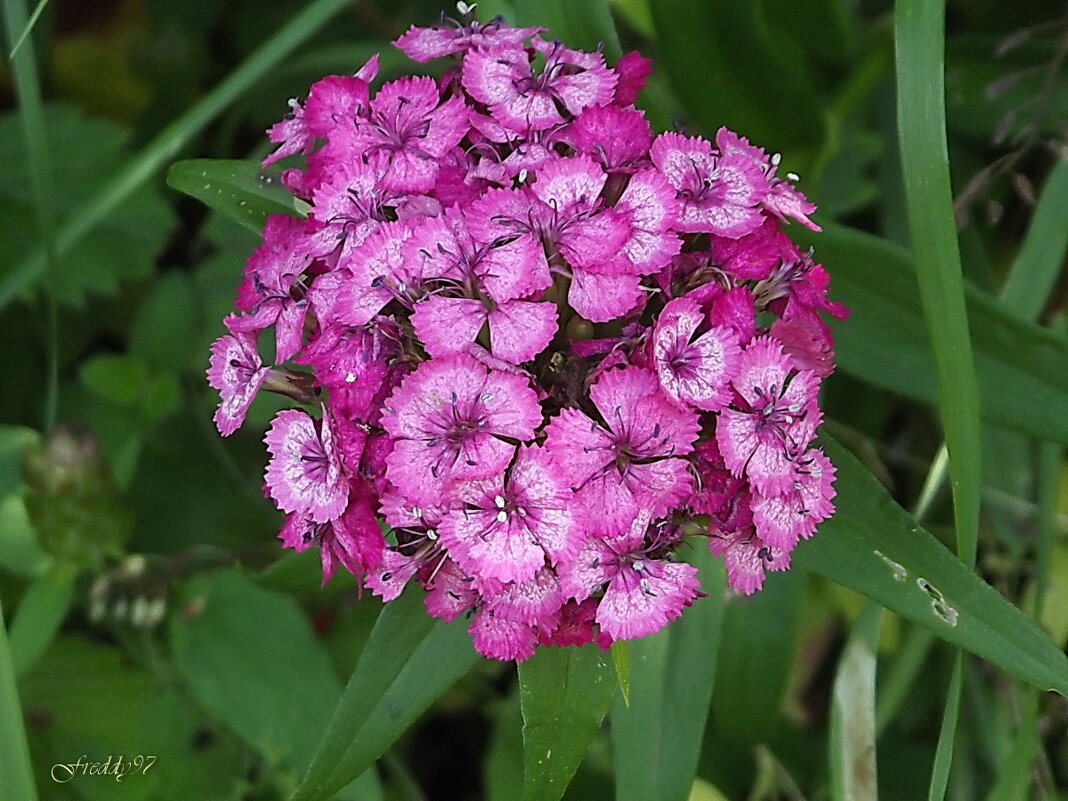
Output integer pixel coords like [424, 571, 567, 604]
[545, 367, 699, 537]
[264, 409, 349, 523]
[560, 513, 700, 641]
[750, 448, 836, 551]
[438, 446, 581, 584]
[380, 355, 542, 503]
[651, 130, 769, 238]
[394, 16, 543, 62]
[716, 337, 821, 496]
[462, 39, 616, 132]
[652, 296, 742, 411]
[206, 330, 269, 436]
[342, 76, 469, 193]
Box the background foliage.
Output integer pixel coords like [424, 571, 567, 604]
[2, 0, 1068, 799]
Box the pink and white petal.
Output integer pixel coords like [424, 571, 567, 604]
[411, 296, 487, 357]
[568, 270, 645, 323]
[453, 433, 518, 482]
[479, 370, 543, 439]
[531, 154, 607, 210]
[558, 539, 615, 602]
[477, 234, 552, 302]
[441, 509, 545, 585]
[485, 566, 564, 626]
[575, 472, 639, 538]
[719, 540, 767, 595]
[264, 410, 348, 522]
[378, 150, 439, 194]
[365, 549, 424, 601]
[650, 132, 716, 190]
[543, 407, 614, 487]
[625, 459, 694, 519]
[469, 610, 538, 661]
[679, 200, 765, 238]
[559, 210, 632, 274]
[488, 300, 557, 363]
[597, 561, 698, 640]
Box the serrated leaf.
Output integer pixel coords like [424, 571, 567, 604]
[795, 436, 1068, 696]
[292, 587, 479, 801]
[613, 548, 726, 801]
[518, 643, 614, 801]
[167, 159, 307, 233]
[0, 105, 175, 307]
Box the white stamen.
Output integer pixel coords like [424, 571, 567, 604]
[771, 152, 781, 166]
[496, 510, 508, 524]
[494, 494, 506, 508]
[412, 506, 422, 518]
[345, 371, 356, 383]
[633, 559, 645, 572]
[787, 172, 800, 181]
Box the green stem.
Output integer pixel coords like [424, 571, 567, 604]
[0, 0, 355, 311]
[4, 0, 61, 431]
[0, 600, 39, 801]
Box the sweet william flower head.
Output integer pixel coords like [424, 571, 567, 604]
[207, 6, 847, 661]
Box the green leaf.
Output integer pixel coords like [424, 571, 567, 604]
[896, 0, 981, 566]
[170, 570, 341, 773]
[927, 654, 963, 801]
[510, 0, 622, 59]
[0, 0, 354, 310]
[829, 603, 881, 801]
[518, 643, 614, 801]
[292, 586, 479, 801]
[80, 354, 150, 407]
[650, 0, 824, 153]
[795, 436, 1068, 696]
[0, 602, 37, 801]
[610, 640, 630, 707]
[1000, 158, 1068, 322]
[8, 562, 76, 677]
[796, 223, 1068, 446]
[0, 105, 176, 307]
[167, 159, 308, 233]
[612, 548, 726, 801]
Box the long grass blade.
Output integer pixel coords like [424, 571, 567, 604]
[4, 0, 60, 430]
[0, 601, 38, 801]
[895, 3, 983, 795]
[895, 0, 981, 565]
[0, 0, 354, 310]
[6, 0, 48, 58]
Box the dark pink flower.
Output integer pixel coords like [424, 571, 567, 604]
[652, 296, 742, 411]
[206, 330, 269, 436]
[651, 130, 769, 238]
[462, 40, 616, 132]
[264, 409, 349, 523]
[438, 446, 581, 584]
[380, 355, 542, 503]
[393, 16, 542, 62]
[545, 367, 699, 536]
[716, 337, 821, 496]
[750, 448, 836, 551]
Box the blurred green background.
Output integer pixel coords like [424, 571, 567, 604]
[1, 0, 1067, 799]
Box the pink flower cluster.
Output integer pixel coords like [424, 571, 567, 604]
[206, 12, 848, 661]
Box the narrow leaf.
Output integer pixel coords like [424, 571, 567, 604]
[613, 549, 726, 801]
[829, 603, 881, 801]
[8, 562, 75, 677]
[927, 654, 963, 801]
[1000, 158, 1068, 320]
[519, 644, 615, 801]
[795, 223, 1068, 446]
[293, 587, 478, 801]
[611, 640, 630, 707]
[795, 436, 1068, 696]
[0, 602, 37, 801]
[896, 0, 981, 565]
[167, 159, 308, 233]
